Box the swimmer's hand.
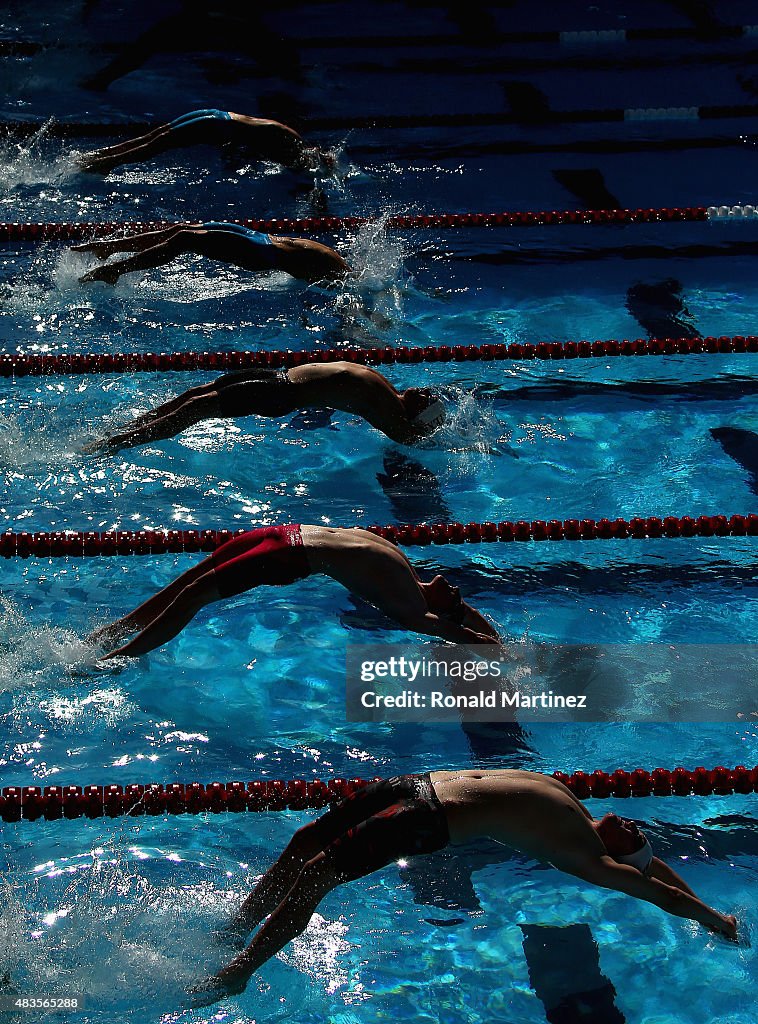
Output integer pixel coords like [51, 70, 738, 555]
[718, 914, 739, 942]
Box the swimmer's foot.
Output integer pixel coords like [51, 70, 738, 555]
[80, 265, 121, 285]
[187, 975, 235, 1009]
[66, 658, 126, 679]
[81, 435, 120, 455]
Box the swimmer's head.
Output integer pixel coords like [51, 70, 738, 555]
[595, 813, 654, 875]
[421, 575, 466, 624]
[402, 388, 446, 434]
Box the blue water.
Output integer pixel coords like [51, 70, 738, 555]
[0, 2, 757, 1022]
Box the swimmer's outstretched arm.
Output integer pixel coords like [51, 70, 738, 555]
[399, 610, 501, 647]
[570, 856, 737, 938]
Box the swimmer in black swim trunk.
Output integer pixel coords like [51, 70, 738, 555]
[78, 110, 333, 175]
[84, 362, 446, 452]
[193, 768, 736, 1002]
[74, 221, 348, 285]
[89, 524, 500, 659]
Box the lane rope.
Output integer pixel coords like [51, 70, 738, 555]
[2, 22, 757, 55]
[1, 335, 756, 377]
[2, 765, 756, 821]
[5, 99, 758, 134]
[1, 515, 755, 558]
[3, 205, 758, 243]
[2, 22, 758, 58]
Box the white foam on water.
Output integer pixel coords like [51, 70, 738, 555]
[0, 121, 78, 191]
[430, 388, 519, 462]
[0, 845, 228, 1016]
[0, 596, 112, 694]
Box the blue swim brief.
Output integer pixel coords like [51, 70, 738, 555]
[200, 221, 271, 243]
[168, 109, 232, 130]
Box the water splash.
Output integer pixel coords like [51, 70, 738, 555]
[0, 846, 225, 1017]
[344, 213, 409, 296]
[0, 121, 78, 192]
[433, 388, 519, 460]
[0, 595, 104, 693]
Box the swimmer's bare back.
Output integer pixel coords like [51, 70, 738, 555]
[301, 525, 428, 625]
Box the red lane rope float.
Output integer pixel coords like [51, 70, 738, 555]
[1, 515, 756, 558]
[2, 335, 757, 377]
[1, 766, 756, 821]
[0, 205, 737, 243]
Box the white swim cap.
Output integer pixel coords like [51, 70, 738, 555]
[615, 832, 654, 875]
[412, 398, 446, 431]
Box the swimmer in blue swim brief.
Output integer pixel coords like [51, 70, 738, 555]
[73, 221, 348, 285]
[84, 362, 447, 452]
[78, 110, 333, 174]
[190, 769, 737, 1003]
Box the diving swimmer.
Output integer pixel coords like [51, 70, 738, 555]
[89, 524, 500, 658]
[85, 362, 446, 452]
[78, 110, 332, 174]
[74, 221, 348, 285]
[194, 768, 737, 1000]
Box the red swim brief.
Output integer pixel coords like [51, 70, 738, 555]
[211, 524, 311, 599]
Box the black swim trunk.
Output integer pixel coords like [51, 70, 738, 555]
[312, 773, 450, 881]
[215, 368, 298, 419]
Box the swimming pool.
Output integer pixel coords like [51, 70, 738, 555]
[0, 1, 757, 1021]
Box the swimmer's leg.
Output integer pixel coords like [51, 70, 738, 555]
[72, 224, 189, 258]
[80, 119, 222, 173]
[101, 569, 222, 659]
[213, 849, 346, 993]
[79, 229, 200, 283]
[95, 392, 222, 451]
[78, 123, 173, 166]
[78, 126, 180, 173]
[126, 370, 268, 428]
[87, 554, 216, 649]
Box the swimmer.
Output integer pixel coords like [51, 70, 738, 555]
[193, 768, 737, 1001]
[89, 524, 500, 659]
[84, 363, 446, 452]
[74, 221, 348, 286]
[78, 110, 333, 175]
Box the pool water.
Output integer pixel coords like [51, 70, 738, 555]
[0, 2, 757, 1022]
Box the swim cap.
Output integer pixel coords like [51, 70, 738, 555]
[412, 398, 446, 431]
[615, 832, 654, 875]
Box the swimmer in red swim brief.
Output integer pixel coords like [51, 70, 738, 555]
[190, 768, 737, 1003]
[89, 524, 500, 659]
